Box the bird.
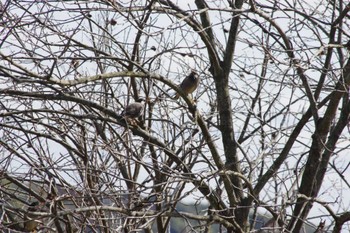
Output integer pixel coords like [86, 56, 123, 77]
[122, 98, 145, 124]
[24, 201, 40, 232]
[174, 70, 200, 99]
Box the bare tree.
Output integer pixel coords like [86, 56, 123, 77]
[0, 0, 350, 232]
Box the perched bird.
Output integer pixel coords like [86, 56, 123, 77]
[174, 70, 200, 99]
[122, 98, 145, 124]
[24, 201, 40, 232]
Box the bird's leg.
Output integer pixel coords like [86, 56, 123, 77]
[127, 118, 139, 126]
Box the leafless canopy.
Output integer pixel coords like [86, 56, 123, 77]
[1, 0, 350, 233]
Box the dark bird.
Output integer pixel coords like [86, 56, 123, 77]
[24, 201, 40, 232]
[174, 70, 200, 99]
[122, 98, 145, 124]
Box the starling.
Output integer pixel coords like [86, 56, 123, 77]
[174, 70, 200, 99]
[122, 98, 145, 124]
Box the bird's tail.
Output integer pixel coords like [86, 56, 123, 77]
[173, 93, 180, 99]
